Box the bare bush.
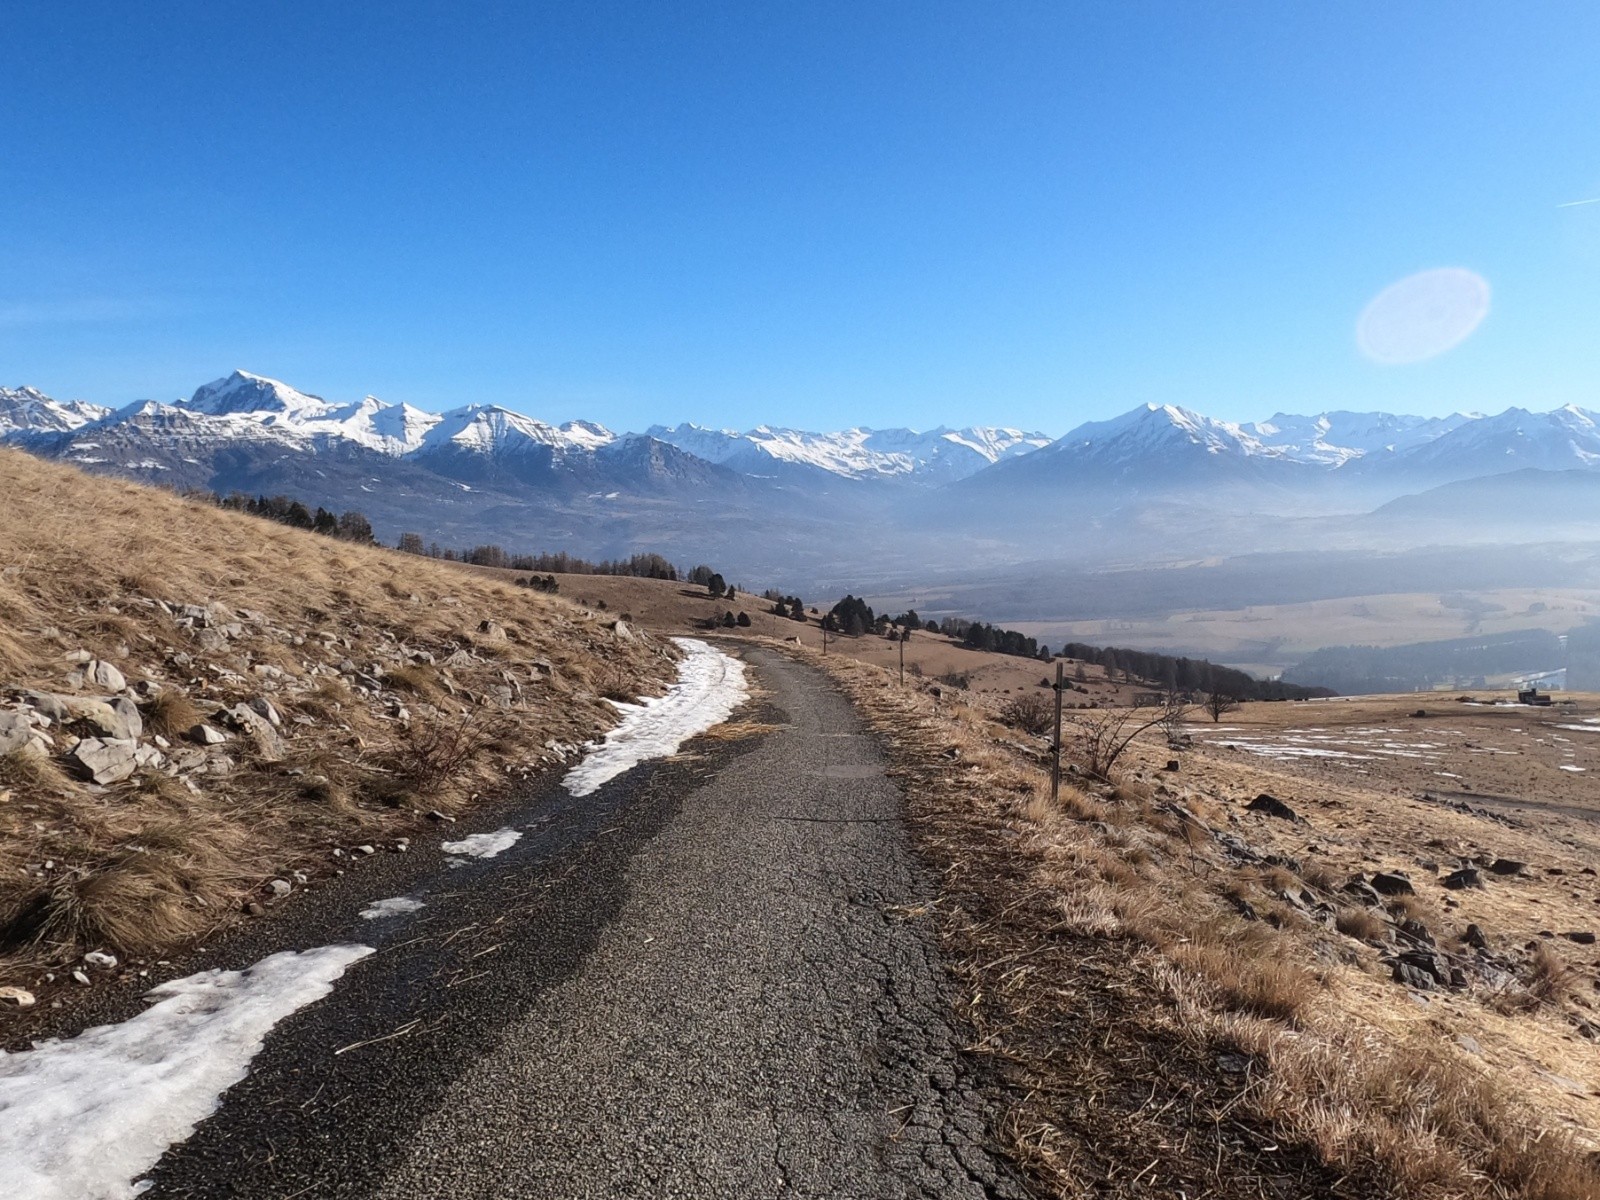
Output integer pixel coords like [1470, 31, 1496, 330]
[998, 691, 1054, 737]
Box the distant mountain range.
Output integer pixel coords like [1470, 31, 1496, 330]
[5, 370, 1600, 592]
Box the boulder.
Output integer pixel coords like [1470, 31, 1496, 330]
[1342, 878, 1384, 907]
[65, 737, 139, 785]
[245, 697, 282, 728]
[217, 704, 285, 762]
[1563, 931, 1597, 946]
[1489, 859, 1527, 876]
[86, 660, 127, 692]
[188, 723, 227, 746]
[1464, 923, 1490, 950]
[1443, 867, 1485, 891]
[0, 711, 34, 756]
[19, 691, 70, 721]
[1246, 793, 1298, 821]
[476, 620, 508, 642]
[1370, 871, 1415, 897]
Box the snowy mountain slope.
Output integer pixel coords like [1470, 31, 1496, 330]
[1368, 404, 1600, 480]
[1244, 410, 1474, 466]
[0, 387, 111, 437]
[645, 422, 1050, 482]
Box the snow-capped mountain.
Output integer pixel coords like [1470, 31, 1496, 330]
[1244, 410, 1474, 466]
[645, 422, 1051, 482]
[1371, 404, 1600, 479]
[0, 386, 111, 437]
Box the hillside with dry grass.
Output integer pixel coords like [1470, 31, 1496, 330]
[0, 449, 675, 997]
[795, 644, 1600, 1200]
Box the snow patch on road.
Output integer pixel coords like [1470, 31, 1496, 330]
[563, 638, 748, 797]
[441, 828, 521, 861]
[359, 896, 426, 920]
[0, 945, 372, 1200]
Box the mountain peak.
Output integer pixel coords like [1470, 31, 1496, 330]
[185, 370, 331, 419]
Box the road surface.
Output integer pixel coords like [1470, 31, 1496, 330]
[146, 646, 1022, 1198]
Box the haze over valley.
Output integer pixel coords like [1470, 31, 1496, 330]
[8, 368, 1598, 689]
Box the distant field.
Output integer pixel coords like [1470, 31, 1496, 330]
[1001, 588, 1600, 676]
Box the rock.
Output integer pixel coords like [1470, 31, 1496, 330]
[610, 619, 635, 642]
[1563, 931, 1597, 945]
[1371, 871, 1416, 897]
[65, 737, 139, 784]
[1457, 1034, 1483, 1056]
[0, 711, 35, 756]
[84, 660, 127, 692]
[1393, 960, 1436, 991]
[1399, 918, 1435, 946]
[188, 723, 227, 746]
[267, 879, 292, 898]
[1164, 759, 1180, 772]
[1246, 793, 1299, 821]
[1443, 867, 1485, 891]
[427, 809, 457, 823]
[1489, 859, 1526, 876]
[245, 697, 282, 728]
[355, 844, 375, 855]
[83, 950, 118, 969]
[71, 970, 90, 986]
[1343, 878, 1384, 907]
[108, 697, 143, 740]
[217, 704, 285, 762]
[19, 691, 70, 721]
[62, 648, 93, 664]
[1464, 923, 1490, 949]
[245, 901, 265, 916]
[0, 986, 36, 1007]
[476, 620, 508, 642]
[1412, 709, 1427, 718]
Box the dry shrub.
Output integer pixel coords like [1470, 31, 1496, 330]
[142, 689, 202, 740]
[1335, 907, 1388, 942]
[385, 663, 437, 695]
[0, 748, 72, 797]
[1527, 943, 1572, 1006]
[1221, 1020, 1600, 1200]
[998, 691, 1054, 737]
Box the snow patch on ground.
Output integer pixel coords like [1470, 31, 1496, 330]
[359, 896, 426, 920]
[441, 828, 521, 861]
[563, 638, 748, 797]
[0, 945, 371, 1200]
[1560, 764, 1587, 773]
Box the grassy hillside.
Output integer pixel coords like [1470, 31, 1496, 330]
[0, 450, 675, 986]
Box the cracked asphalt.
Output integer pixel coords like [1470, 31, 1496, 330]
[147, 646, 1023, 1199]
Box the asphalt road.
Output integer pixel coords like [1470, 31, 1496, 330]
[146, 645, 1022, 1199]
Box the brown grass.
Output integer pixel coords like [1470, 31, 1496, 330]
[792, 641, 1600, 1200]
[0, 448, 676, 986]
[1335, 907, 1389, 942]
[141, 689, 203, 740]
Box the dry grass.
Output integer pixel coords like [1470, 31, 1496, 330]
[790, 640, 1600, 1200]
[1336, 907, 1389, 942]
[0, 449, 676, 987]
[141, 689, 202, 740]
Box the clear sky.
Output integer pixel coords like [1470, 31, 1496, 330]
[5, 1, 1600, 433]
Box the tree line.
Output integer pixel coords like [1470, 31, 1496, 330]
[203, 491, 377, 543]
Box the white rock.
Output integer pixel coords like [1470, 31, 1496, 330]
[84, 951, 118, 969]
[0, 986, 36, 1007]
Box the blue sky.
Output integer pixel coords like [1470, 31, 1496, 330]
[5, 1, 1600, 433]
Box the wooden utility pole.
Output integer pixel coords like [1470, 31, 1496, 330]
[898, 628, 905, 685]
[1051, 659, 1065, 804]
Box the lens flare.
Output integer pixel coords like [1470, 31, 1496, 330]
[1356, 268, 1490, 364]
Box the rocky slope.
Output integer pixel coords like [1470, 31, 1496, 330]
[0, 448, 676, 1001]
